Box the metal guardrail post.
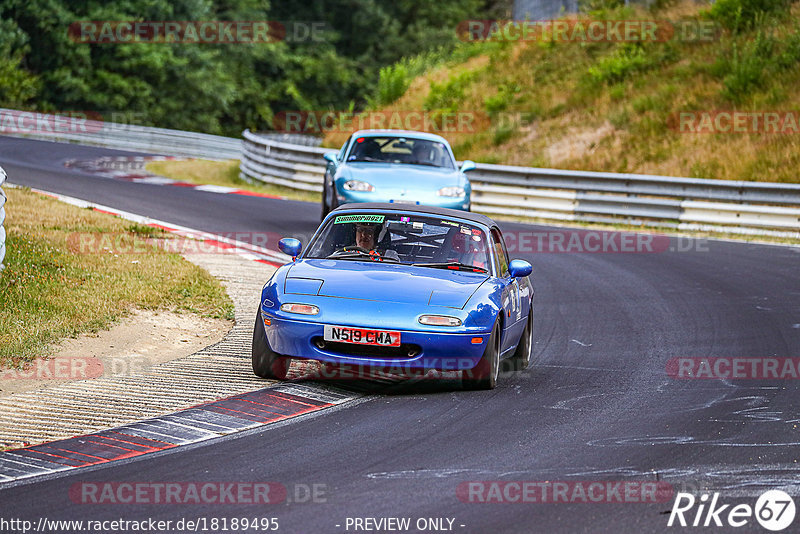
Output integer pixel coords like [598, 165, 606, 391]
[0, 166, 6, 271]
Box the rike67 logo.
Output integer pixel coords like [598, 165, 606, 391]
[668, 490, 796, 531]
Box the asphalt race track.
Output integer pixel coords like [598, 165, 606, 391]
[1, 135, 799, 533]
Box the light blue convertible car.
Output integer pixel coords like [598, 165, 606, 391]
[253, 203, 534, 389]
[320, 130, 475, 220]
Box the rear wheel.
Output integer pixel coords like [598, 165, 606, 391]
[252, 309, 290, 379]
[462, 321, 500, 390]
[508, 309, 533, 373]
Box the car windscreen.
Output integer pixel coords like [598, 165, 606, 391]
[304, 213, 490, 272]
[346, 137, 455, 169]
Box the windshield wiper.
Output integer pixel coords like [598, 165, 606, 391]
[348, 157, 384, 163]
[411, 261, 488, 273]
[409, 161, 449, 168]
[327, 251, 400, 262]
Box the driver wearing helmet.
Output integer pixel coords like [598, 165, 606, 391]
[349, 222, 399, 261]
[449, 230, 487, 270]
[411, 142, 429, 165]
[350, 138, 381, 161]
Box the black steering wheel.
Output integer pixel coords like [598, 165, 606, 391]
[329, 246, 387, 262]
[329, 245, 380, 257]
[335, 246, 370, 254]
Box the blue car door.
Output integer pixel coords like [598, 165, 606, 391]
[490, 228, 523, 354]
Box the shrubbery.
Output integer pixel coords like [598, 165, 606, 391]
[0, 0, 494, 136]
[709, 0, 792, 31]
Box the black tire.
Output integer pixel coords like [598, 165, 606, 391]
[329, 190, 339, 213]
[320, 183, 330, 222]
[462, 321, 500, 390]
[252, 309, 290, 380]
[320, 200, 328, 222]
[508, 309, 533, 373]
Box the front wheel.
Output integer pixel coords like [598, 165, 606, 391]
[320, 183, 330, 222]
[252, 309, 290, 379]
[321, 186, 339, 222]
[462, 321, 500, 390]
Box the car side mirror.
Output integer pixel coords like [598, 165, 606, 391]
[460, 160, 476, 173]
[323, 152, 338, 164]
[509, 259, 532, 278]
[278, 238, 302, 259]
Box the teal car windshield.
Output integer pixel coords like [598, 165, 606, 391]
[346, 137, 455, 169]
[305, 213, 490, 272]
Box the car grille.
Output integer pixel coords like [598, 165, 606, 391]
[312, 337, 421, 360]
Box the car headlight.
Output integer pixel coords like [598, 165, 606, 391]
[419, 315, 462, 327]
[438, 186, 465, 197]
[343, 180, 375, 192]
[280, 303, 320, 315]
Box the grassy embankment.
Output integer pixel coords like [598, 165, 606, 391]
[325, 0, 800, 183]
[0, 187, 234, 368]
[145, 1, 799, 243]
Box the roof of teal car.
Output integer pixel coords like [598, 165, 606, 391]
[350, 130, 450, 143]
[330, 202, 496, 228]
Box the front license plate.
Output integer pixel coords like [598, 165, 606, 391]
[324, 325, 401, 347]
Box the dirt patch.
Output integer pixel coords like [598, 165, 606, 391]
[545, 122, 618, 165]
[0, 309, 232, 397]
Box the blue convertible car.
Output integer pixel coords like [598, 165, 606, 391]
[253, 203, 533, 389]
[320, 130, 475, 220]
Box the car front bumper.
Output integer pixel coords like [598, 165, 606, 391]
[338, 191, 470, 211]
[260, 312, 488, 370]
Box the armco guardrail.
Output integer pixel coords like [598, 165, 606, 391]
[0, 166, 6, 271]
[240, 130, 328, 192]
[0, 108, 240, 159]
[240, 129, 800, 237]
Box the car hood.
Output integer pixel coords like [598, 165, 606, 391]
[284, 259, 487, 309]
[341, 162, 462, 187]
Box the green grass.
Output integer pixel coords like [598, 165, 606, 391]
[0, 187, 234, 368]
[347, 0, 800, 182]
